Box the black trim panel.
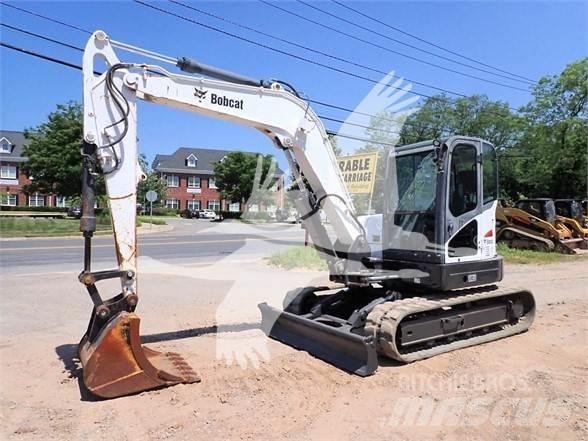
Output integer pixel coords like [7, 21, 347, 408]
[379, 256, 503, 291]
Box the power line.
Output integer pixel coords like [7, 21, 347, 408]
[262, 0, 530, 92]
[330, 133, 536, 156]
[2, 10, 521, 131]
[136, 0, 522, 116]
[133, 1, 437, 100]
[1, 2, 92, 34]
[327, 131, 410, 148]
[320, 115, 404, 136]
[170, 0, 467, 99]
[0, 41, 98, 74]
[0, 39, 408, 139]
[0, 23, 83, 52]
[2, 39, 529, 155]
[331, 0, 536, 84]
[296, 0, 533, 85]
[5, 2, 523, 116]
[0, 22, 445, 135]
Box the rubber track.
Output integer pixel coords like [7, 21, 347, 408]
[364, 286, 535, 363]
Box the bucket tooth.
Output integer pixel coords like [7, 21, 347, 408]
[79, 311, 200, 399]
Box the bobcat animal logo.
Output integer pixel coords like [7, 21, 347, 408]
[194, 88, 207, 100]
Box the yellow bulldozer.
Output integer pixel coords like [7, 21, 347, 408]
[554, 199, 588, 241]
[496, 199, 584, 253]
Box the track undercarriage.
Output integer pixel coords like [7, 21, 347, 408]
[260, 284, 535, 375]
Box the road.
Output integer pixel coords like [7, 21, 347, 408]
[0, 218, 307, 274]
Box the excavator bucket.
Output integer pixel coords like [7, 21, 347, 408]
[79, 308, 200, 399]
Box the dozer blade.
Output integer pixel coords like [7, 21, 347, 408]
[79, 311, 200, 399]
[258, 303, 379, 376]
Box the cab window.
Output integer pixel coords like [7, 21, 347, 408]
[482, 143, 498, 204]
[449, 144, 478, 217]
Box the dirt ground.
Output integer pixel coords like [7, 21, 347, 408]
[0, 258, 586, 441]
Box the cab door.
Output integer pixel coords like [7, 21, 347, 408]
[444, 139, 485, 262]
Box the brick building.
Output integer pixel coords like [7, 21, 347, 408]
[0, 130, 69, 208]
[152, 147, 284, 213]
[0, 131, 284, 213]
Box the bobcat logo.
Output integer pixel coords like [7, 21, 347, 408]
[194, 88, 207, 100]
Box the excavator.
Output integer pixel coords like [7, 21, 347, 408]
[496, 199, 582, 253]
[77, 31, 535, 399]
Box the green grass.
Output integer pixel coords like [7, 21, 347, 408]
[497, 243, 583, 264]
[267, 246, 328, 270]
[0, 215, 167, 238]
[137, 216, 167, 226]
[0, 218, 111, 238]
[267, 243, 584, 270]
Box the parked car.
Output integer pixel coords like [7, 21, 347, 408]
[67, 206, 82, 219]
[199, 209, 217, 220]
[180, 208, 200, 219]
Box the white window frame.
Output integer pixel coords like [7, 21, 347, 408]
[229, 202, 240, 212]
[0, 137, 11, 153]
[187, 200, 200, 210]
[186, 154, 198, 167]
[188, 176, 201, 189]
[166, 175, 179, 187]
[166, 198, 180, 210]
[208, 200, 220, 211]
[0, 165, 17, 179]
[55, 196, 69, 208]
[28, 193, 45, 207]
[0, 193, 17, 206]
[208, 177, 217, 189]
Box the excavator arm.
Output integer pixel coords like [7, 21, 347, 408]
[78, 31, 367, 398]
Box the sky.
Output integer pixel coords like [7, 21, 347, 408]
[1, 0, 586, 170]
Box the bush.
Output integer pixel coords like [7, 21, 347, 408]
[137, 216, 167, 225]
[150, 207, 180, 216]
[97, 209, 111, 226]
[219, 210, 242, 219]
[0, 206, 68, 212]
[242, 211, 271, 222]
[267, 246, 328, 270]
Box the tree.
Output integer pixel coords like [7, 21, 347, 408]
[328, 133, 342, 156]
[137, 154, 168, 207]
[22, 102, 84, 197]
[515, 58, 587, 198]
[213, 151, 277, 208]
[395, 94, 524, 200]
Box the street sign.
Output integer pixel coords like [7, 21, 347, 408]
[336, 152, 378, 194]
[146, 190, 158, 202]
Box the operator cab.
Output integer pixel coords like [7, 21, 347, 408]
[554, 199, 584, 223]
[514, 199, 557, 224]
[378, 136, 501, 290]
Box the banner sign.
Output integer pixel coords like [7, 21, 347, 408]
[337, 152, 378, 194]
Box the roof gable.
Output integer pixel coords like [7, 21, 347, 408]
[0, 137, 13, 153]
[0, 130, 29, 161]
[152, 146, 283, 175]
